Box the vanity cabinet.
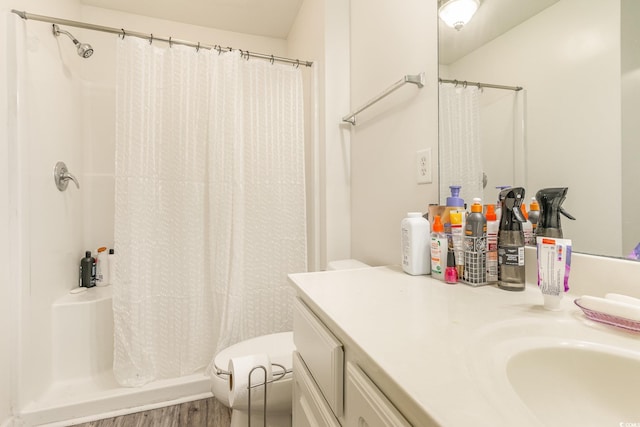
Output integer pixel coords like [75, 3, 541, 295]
[293, 297, 411, 426]
[290, 264, 638, 426]
[344, 362, 411, 426]
[292, 351, 341, 427]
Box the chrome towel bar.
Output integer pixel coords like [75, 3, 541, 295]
[342, 72, 425, 125]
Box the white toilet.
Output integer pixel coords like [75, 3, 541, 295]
[211, 259, 369, 427]
[211, 332, 295, 427]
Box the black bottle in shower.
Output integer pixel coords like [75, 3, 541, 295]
[80, 251, 96, 288]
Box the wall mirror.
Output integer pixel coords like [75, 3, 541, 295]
[438, 0, 640, 260]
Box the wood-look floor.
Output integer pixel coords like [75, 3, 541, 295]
[71, 397, 231, 427]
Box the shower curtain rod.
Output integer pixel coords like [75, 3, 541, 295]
[439, 78, 522, 92]
[11, 9, 313, 68]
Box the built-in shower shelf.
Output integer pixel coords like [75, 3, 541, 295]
[54, 285, 113, 306]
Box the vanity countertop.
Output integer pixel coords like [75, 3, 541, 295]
[288, 265, 640, 427]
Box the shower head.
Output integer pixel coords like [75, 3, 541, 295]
[52, 24, 94, 58]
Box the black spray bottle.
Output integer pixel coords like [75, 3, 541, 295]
[535, 188, 575, 238]
[497, 187, 526, 291]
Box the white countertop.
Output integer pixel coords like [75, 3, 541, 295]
[288, 265, 640, 427]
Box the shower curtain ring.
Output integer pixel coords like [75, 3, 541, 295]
[246, 51, 250, 61]
[120, 28, 125, 39]
[169, 36, 172, 48]
[295, 59, 300, 68]
[196, 42, 200, 52]
[463, 81, 467, 88]
[270, 55, 274, 65]
[149, 34, 153, 45]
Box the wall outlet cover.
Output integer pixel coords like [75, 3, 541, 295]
[416, 148, 432, 184]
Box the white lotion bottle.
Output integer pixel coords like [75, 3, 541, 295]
[95, 247, 108, 286]
[401, 212, 431, 275]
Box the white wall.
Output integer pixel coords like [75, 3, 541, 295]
[350, 0, 439, 266]
[446, 0, 621, 257]
[287, 0, 325, 271]
[287, 0, 351, 271]
[1, 7, 13, 424]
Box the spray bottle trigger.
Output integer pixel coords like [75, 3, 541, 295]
[513, 205, 526, 222]
[560, 207, 576, 221]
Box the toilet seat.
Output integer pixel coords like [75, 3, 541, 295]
[211, 331, 295, 416]
[213, 331, 295, 376]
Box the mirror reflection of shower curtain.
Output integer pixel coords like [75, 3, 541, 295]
[479, 89, 527, 202]
[113, 37, 306, 387]
[439, 83, 483, 205]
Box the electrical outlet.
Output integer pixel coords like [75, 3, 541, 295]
[416, 148, 432, 184]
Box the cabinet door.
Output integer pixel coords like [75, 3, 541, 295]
[345, 362, 411, 427]
[293, 351, 341, 427]
[293, 298, 344, 416]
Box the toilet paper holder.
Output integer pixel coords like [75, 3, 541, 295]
[218, 362, 291, 427]
[248, 363, 289, 427]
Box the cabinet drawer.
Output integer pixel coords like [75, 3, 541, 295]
[293, 298, 344, 417]
[292, 351, 341, 427]
[345, 362, 411, 427]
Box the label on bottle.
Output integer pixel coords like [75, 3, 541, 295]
[431, 237, 444, 275]
[90, 260, 97, 287]
[486, 231, 498, 282]
[451, 223, 464, 266]
[498, 246, 525, 266]
[96, 259, 103, 283]
[524, 228, 535, 246]
[401, 228, 410, 269]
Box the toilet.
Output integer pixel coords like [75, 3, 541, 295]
[211, 259, 369, 427]
[211, 332, 295, 427]
[326, 259, 370, 270]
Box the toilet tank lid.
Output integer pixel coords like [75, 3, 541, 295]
[213, 331, 295, 374]
[327, 259, 370, 270]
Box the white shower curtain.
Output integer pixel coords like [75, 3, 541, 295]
[113, 37, 306, 386]
[439, 83, 483, 205]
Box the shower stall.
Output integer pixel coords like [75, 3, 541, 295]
[3, 8, 316, 426]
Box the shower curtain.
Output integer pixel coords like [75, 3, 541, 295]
[113, 37, 306, 386]
[439, 83, 483, 205]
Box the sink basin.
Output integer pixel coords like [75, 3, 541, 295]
[467, 317, 640, 426]
[507, 345, 640, 426]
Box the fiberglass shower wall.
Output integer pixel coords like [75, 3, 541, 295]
[9, 3, 89, 408]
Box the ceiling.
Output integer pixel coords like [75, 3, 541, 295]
[439, 0, 560, 65]
[80, 0, 559, 60]
[80, 0, 304, 39]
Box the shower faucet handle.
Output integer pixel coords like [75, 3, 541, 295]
[54, 161, 80, 191]
[63, 171, 80, 189]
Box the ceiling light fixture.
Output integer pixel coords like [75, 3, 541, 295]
[438, 0, 480, 31]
